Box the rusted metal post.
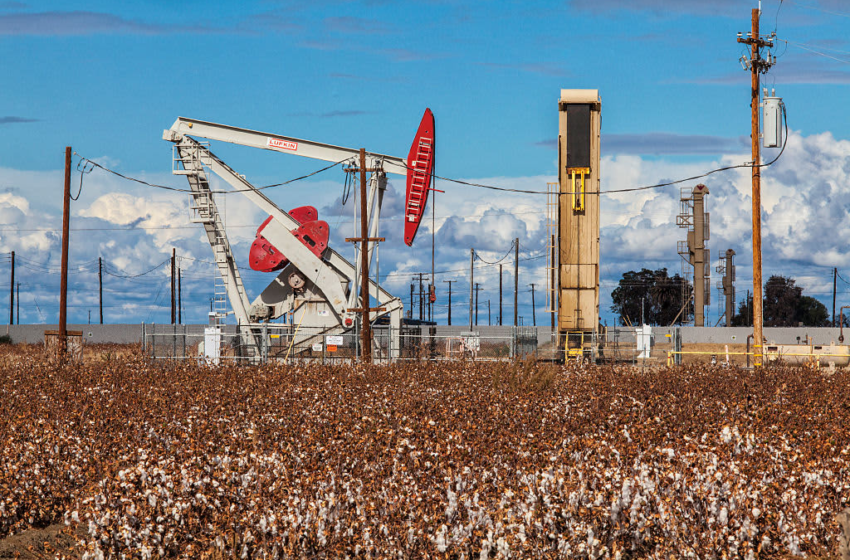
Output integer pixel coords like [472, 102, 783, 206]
[59, 146, 72, 358]
[359, 148, 371, 362]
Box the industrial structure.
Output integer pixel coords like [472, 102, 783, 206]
[556, 90, 601, 355]
[716, 249, 736, 326]
[677, 184, 710, 326]
[162, 113, 435, 362]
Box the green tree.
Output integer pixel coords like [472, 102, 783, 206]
[796, 295, 829, 327]
[732, 276, 829, 327]
[611, 268, 692, 326]
[731, 293, 752, 326]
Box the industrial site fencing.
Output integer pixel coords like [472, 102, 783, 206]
[142, 323, 556, 364]
[140, 323, 654, 365]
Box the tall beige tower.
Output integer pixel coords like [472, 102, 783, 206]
[558, 90, 601, 348]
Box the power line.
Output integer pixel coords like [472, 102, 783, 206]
[779, 39, 850, 64]
[74, 153, 348, 194]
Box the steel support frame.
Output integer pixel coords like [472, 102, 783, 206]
[164, 129, 403, 360]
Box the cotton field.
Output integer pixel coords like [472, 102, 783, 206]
[0, 346, 848, 559]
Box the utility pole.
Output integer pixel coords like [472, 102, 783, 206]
[15, 282, 19, 324]
[488, 300, 491, 326]
[469, 249, 474, 329]
[8, 251, 14, 326]
[358, 149, 371, 361]
[513, 238, 519, 327]
[98, 257, 103, 325]
[59, 146, 72, 357]
[529, 283, 536, 327]
[474, 282, 481, 326]
[171, 248, 176, 324]
[409, 284, 414, 320]
[418, 273, 424, 321]
[738, 8, 774, 367]
[178, 267, 182, 325]
[443, 280, 455, 326]
[833, 268, 837, 327]
[498, 264, 503, 326]
[428, 282, 434, 321]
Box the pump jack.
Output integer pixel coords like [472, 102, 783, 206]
[162, 110, 435, 362]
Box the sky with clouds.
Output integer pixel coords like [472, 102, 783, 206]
[1, 0, 849, 327]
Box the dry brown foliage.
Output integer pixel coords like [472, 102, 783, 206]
[0, 347, 848, 558]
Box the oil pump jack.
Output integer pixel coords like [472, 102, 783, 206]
[162, 110, 435, 362]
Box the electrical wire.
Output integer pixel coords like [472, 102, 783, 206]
[73, 153, 349, 194]
[779, 39, 850, 64]
[103, 258, 170, 279]
[786, 0, 850, 19]
[71, 160, 94, 201]
[473, 240, 516, 265]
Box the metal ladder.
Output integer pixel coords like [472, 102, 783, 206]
[173, 141, 260, 358]
[405, 138, 432, 221]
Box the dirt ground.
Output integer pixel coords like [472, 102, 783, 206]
[0, 524, 84, 559]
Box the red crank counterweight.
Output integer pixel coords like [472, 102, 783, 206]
[403, 108, 435, 247]
[249, 206, 329, 273]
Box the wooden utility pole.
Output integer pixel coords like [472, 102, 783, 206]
[513, 238, 519, 327]
[738, 8, 773, 367]
[8, 251, 14, 325]
[833, 268, 837, 327]
[178, 268, 182, 325]
[499, 264, 503, 326]
[443, 279, 455, 326]
[469, 249, 474, 329]
[474, 282, 481, 326]
[419, 272, 425, 322]
[171, 249, 176, 324]
[358, 148, 371, 361]
[15, 283, 19, 324]
[343, 152, 386, 361]
[530, 283, 537, 327]
[59, 147, 72, 357]
[98, 257, 103, 324]
[488, 300, 491, 326]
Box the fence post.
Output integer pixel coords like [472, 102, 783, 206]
[151, 323, 156, 358]
[172, 323, 177, 360]
[262, 322, 268, 364]
[141, 322, 146, 353]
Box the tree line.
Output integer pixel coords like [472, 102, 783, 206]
[611, 269, 830, 327]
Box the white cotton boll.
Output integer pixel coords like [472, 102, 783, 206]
[752, 508, 761, 519]
[434, 525, 448, 553]
[719, 507, 728, 525]
[148, 494, 157, 508]
[496, 537, 510, 559]
[721, 426, 733, 444]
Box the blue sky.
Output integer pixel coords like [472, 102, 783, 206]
[1, 0, 849, 327]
